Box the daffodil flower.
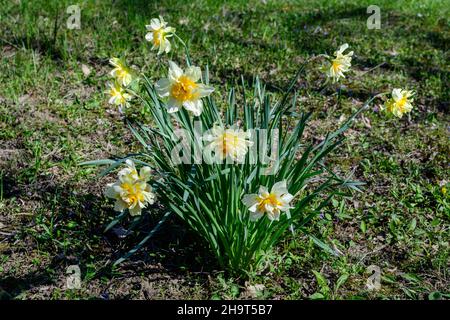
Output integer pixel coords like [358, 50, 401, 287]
[106, 82, 131, 108]
[326, 43, 353, 83]
[145, 16, 175, 55]
[242, 181, 294, 221]
[155, 61, 214, 116]
[382, 88, 414, 118]
[105, 160, 156, 216]
[204, 125, 253, 163]
[109, 57, 133, 87]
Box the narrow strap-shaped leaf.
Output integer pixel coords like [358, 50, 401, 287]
[104, 210, 128, 232]
[308, 234, 340, 256]
[79, 159, 116, 166]
[113, 211, 172, 266]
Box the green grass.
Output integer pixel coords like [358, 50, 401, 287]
[0, 0, 449, 299]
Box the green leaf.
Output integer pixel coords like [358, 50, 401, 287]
[113, 211, 172, 266]
[309, 292, 325, 300]
[104, 211, 128, 232]
[360, 221, 367, 233]
[428, 291, 442, 300]
[335, 273, 349, 291]
[312, 270, 330, 294]
[409, 218, 417, 231]
[79, 159, 116, 166]
[309, 235, 339, 256]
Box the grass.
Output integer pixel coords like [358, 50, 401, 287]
[0, 0, 449, 299]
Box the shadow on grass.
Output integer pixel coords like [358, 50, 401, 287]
[0, 171, 215, 299]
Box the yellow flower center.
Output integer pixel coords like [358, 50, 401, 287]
[120, 182, 145, 206]
[257, 193, 282, 212]
[111, 88, 125, 103]
[220, 132, 240, 156]
[153, 29, 162, 46]
[396, 96, 408, 112]
[117, 69, 129, 81]
[170, 75, 198, 102]
[332, 59, 342, 73]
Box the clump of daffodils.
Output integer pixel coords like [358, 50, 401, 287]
[242, 181, 294, 221]
[325, 43, 353, 82]
[155, 61, 214, 116]
[204, 125, 253, 163]
[106, 82, 131, 108]
[105, 160, 155, 216]
[87, 15, 419, 274]
[145, 16, 175, 55]
[382, 88, 414, 118]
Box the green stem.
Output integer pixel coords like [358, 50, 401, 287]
[174, 33, 191, 66]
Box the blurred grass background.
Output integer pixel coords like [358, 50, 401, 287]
[0, 0, 448, 299]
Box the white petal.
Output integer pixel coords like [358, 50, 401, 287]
[242, 194, 259, 208]
[392, 88, 402, 101]
[393, 108, 403, 118]
[139, 167, 152, 181]
[167, 97, 181, 113]
[114, 199, 127, 212]
[258, 185, 269, 196]
[338, 43, 349, 54]
[129, 205, 142, 216]
[118, 167, 132, 179]
[212, 125, 223, 136]
[164, 26, 175, 34]
[105, 183, 118, 199]
[195, 84, 214, 98]
[158, 16, 166, 26]
[281, 193, 294, 204]
[157, 41, 165, 55]
[125, 159, 136, 170]
[267, 210, 281, 221]
[271, 180, 288, 196]
[404, 103, 413, 112]
[109, 58, 120, 67]
[143, 190, 155, 204]
[155, 78, 171, 97]
[168, 61, 183, 80]
[123, 93, 132, 101]
[164, 39, 171, 53]
[183, 99, 203, 116]
[145, 32, 154, 42]
[185, 66, 202, 82]
[248, 203, 258, 212]
[265, 203, 275, 214]
[249, 211, 263, 221]
[150, 18, 161, 30]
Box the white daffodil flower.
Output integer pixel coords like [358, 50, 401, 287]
[242, 180, 294, 221]
[204, 125, 253, 163]
[106, 82, 132, 108]
[155, 61, 214, 116]
[105, 160, 155, 216]
[145, 16, 175, 55]
[382, 88, 414, 118]
[326, 43, 353, 82]
[109, 57, 133, 87]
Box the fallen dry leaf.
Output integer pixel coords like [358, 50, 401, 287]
[81, 64, 91, 77]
